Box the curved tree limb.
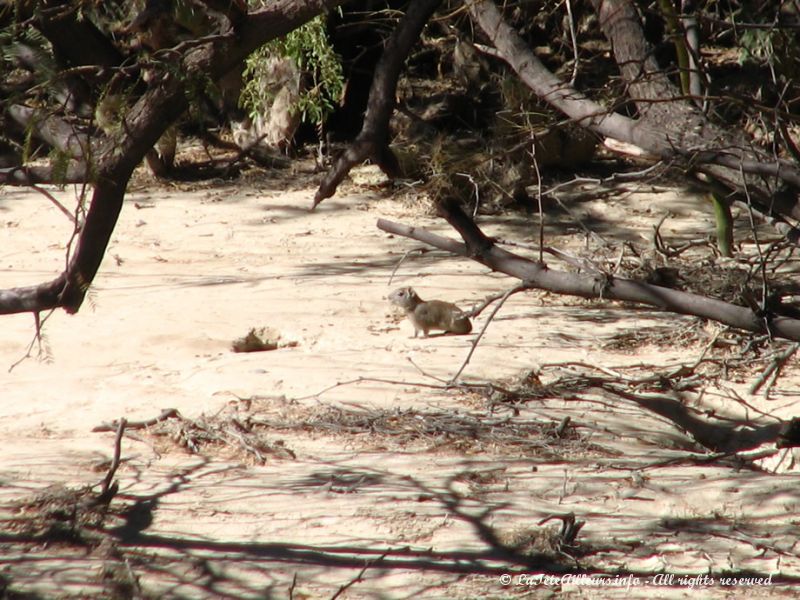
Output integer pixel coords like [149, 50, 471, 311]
[376, 207, 800, 342]
[0, 163, 89, 185]
[313, 0, 443, 207]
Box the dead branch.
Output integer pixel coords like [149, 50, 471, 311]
[639, 447, 780, 470]
[465, 288, 524, 318]
[450, 282, 530, 383]
[92, 408, 181, 432]
[31, 184, 79, 226]
[535, 357, 784, 452]
[8, 310, 53, 371]
[329, 553, 387, 600]
[97, 418, 126, 504]
[95, 406, 294, 463]
[376, 214, 800, 341]
[388, 247, 433, 285]
[749, 342, 800, 396]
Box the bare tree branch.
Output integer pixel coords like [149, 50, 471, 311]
[314, 0, 443, 207]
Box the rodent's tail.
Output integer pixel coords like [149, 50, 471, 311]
[452, 315, 472, 334]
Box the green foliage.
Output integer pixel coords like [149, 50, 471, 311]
[738, 28, 775, 64]
[241, 14, 343, 126]
[736, 22, 799, 79]
[49, 148, 71, 186]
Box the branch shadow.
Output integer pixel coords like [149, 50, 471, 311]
[1, 386, 798, 598]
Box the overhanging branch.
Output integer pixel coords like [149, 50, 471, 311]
[313, 0, 442, 206]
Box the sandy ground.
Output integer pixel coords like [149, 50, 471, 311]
[1, 165, 800, 598]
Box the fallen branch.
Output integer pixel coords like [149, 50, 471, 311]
[375, 215, 800, 341]
[92, 408, 181, 432]
[450, 282, 530, 383]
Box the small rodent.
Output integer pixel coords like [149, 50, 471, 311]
[388, 286, 472, 338]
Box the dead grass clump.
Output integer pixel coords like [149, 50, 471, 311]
[262, 401, 613, 459]
[147, 411, 297, 464]
[6, 484, 109, 544]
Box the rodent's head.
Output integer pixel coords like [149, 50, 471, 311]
[388, 286, 421, 310]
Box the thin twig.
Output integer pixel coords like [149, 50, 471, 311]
[531, 141, 544, 263]
[540, 162, 667, 197]
[92, 408, 180, 432]
[717, 386, 780, 422]
[100, 417, 126, 497]
[32, 184, 78, 225]
[8, 310, 54, 372]
[388, 247, 431, 286]
[450, 283, 530, 383]
[564, 0, 579, 86]
[408, 356, 451, 384]
[740, 163, 772, 339]
[292, 376, 449, 401]
[749, 342, 800, 397]
[329, 553, 388, 600]
[637, 447, 780, 471]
